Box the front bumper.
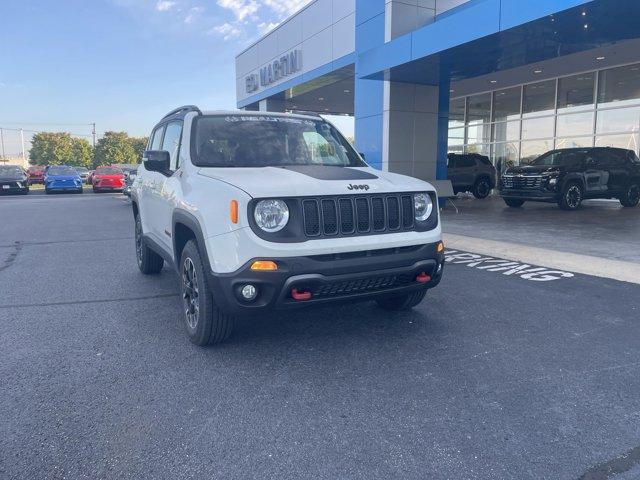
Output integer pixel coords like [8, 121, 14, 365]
[207, 242, 444, 314]
[500, 188, 558, 202]
[0, 183, 28, 194]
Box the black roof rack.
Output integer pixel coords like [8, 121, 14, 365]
[288, 110, 322, 118]
[162, 105, 202, 120]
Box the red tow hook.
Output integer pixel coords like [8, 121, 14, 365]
[291, 288, 312, 301]
[415, 272, 432, 284]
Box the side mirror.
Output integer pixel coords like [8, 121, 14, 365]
[359, 152, 366, 160]
[143, 150, 170, 172]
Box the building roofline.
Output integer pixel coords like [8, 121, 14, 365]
[235, 0, 318, 58]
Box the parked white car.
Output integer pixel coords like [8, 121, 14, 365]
[132, 106, 444, 345]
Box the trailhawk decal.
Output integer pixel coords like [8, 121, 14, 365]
[445, 250, 575, 282]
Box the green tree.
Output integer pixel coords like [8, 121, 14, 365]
[70, 138, 93, 167]
[29, 132, 74, 166]
[129, 137, 148, 164]
[93, 131, 137, 167]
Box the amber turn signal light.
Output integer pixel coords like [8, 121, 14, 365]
[250, 260, 278, 271]
[437, 241, 445, 253]
[230, 200, 238, 224]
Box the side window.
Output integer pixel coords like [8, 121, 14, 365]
[458, 156, 476, 168]
[600, 151, 625, 167]
[447, 156, 457, 168]
[150, 126, 164, 151]
[161, 121, 183, 170]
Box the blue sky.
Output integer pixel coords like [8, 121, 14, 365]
[0, 0, 354, 155]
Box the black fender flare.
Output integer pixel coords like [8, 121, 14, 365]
[560, 173, 585, 192]
[172, 210, 213, 274]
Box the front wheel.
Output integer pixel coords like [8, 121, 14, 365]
[559, 182, 583, 210]
[180, 240, 234, 346]
[135, 215, 164, 274]
[375, 290, 427, 311]
[504, 198, 525, 208]
[620, 182, 640, 208]
[472, 178, 492, 199]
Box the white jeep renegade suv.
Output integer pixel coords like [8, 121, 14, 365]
[132, 106, 444, 345]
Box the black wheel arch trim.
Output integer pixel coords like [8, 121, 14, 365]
[172, 209, 213, 274]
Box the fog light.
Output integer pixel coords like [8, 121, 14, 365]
[241, 284, 257, 301]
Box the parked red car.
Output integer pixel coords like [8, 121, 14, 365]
[27, 166, 45, 185]
[92, 166, 125, 193]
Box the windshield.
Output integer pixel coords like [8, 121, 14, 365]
[47, 166, 77, 176]
[529, 150, 583, 166]
[0, 166, 25, 179]
[193, 115, 365, 168]
[95, 168, 123, 175]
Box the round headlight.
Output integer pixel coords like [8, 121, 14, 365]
[414, 193, 433, 222]
[254, 199, 289, 233]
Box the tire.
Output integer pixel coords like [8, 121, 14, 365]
[134, 214, 164, 274]
[180, 240, 234, 346]
[620, 182, 640, 208]
[504, 198, 525, 208]
[472, 177, 492, 199]
[375, 289, 427, 311]
[559, 182, 583, 210]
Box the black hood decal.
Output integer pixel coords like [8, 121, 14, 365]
[277, 165, 378, 181]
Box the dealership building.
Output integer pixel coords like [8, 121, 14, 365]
[235, 0, 640, 184]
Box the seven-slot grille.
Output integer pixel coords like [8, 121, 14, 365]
[502, 174, 542, 189]
[302, 194, 415, 238]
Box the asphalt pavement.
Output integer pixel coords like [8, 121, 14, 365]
[1, 192, 640, 480]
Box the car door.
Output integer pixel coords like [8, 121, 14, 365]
[601, 150, 628, 195]
[583, 152, 608, 195]
[457, 155, 477, 186]
[156, 120, 184, 252]
[139, 125, 165, 240]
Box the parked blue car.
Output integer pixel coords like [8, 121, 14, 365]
[44, 165, 84, 194]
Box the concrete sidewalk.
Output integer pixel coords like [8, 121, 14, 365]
[442, 195, 640, 264]
[441, 195, 640, 284]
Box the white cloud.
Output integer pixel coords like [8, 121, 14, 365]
[258, 21, 279, 35]
[156, 0, 176, 12]
[208, 22, 242, 40]
[216, 0, 259, 21]
[184, 6, 204, 23]
[262, 0, 310, 17]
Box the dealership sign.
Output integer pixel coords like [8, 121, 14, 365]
[245, 50, 302, 94]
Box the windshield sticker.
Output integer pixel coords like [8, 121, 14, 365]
[225, 116, 315, 126]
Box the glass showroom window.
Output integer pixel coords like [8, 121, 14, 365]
[557, 72, 595, 113]
[555, 137, 593, 149]
[492, 142, 519, 174]
[449, 97, 465, 129]
[520, 139, 553, 164]
[492, 87, 521, 144]
[595, 133, 640, 151]
[523, 79, 556, 117]
[597, 63, 640, 108]
[466, 93, 491, 144]
[556, 111, 594, 138]
[596, 106, 640, 134]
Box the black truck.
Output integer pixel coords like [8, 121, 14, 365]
[500, 147, 640, 210]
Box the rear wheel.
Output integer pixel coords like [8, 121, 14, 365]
[472, 177, 492, 199]
[375, 290, 427, 311]
[180, 240, 234, 346]
[135, 214, 164, 274]
[620, 182, 640, 208]
[559, 182, 583, 210]
[504, 198, 525, 208]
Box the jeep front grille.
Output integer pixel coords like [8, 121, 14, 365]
[302, 194, 415, 238]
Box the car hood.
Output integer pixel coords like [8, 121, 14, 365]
[0, 176, 26, 182]
[505, 165, 564, 175]
[46, 175, 80, 181]
[197, 165, 434, 197]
